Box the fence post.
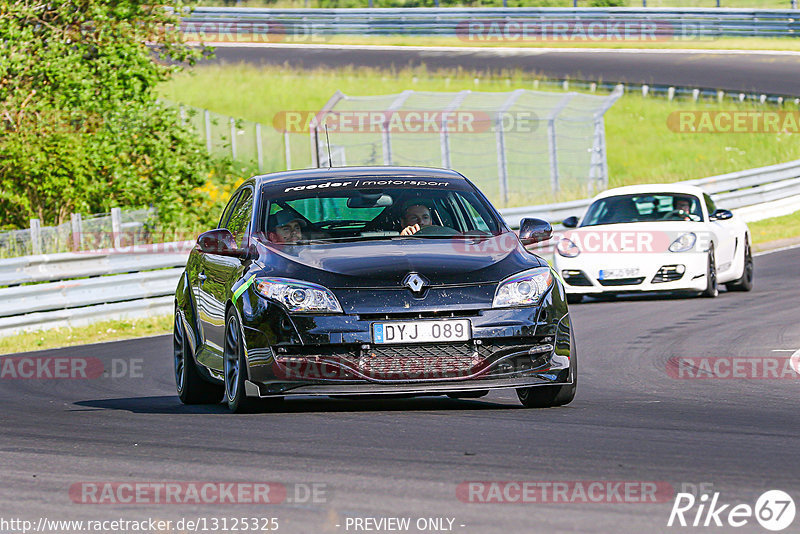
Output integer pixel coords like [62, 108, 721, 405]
[381, 90, 414, 165]
[284, 130, 292, 170]
[494, 90, 525, 206]
[204, 109, 212, 153]
[440, 90, 470, 169]
[71, 213, 83, 251]
[111, 207, 122, 251]
[546, 94, 575, 195]
[256, 122, 264, 172]
[230, 117, 237, 160]
[30, 219, 42, 255]
[310, 123, 320, 168]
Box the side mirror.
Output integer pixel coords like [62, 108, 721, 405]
[562, 216, 579, 228]
[710, 209, 733, 221]
[197, 229, 249, 258]
[519, 218, 553, 245]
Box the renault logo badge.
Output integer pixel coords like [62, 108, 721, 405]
[403, 273, 428, 294]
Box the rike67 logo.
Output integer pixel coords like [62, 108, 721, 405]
[668, 490, 796, 531]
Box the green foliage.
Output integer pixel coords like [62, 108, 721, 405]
[0, 1, 226, 229]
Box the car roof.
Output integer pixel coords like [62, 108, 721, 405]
[253, 166, 467, 187]
[592, 183, 707, 200]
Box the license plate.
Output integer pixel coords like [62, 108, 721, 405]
[372, 319, 471, 344]
[599, 268, 640, 280]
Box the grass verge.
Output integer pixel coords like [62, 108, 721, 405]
[750, 209, 800, 246]
[0, 315, 172, 355]
[159, 64, 800, 206]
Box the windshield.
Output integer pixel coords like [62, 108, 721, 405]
[259, 177, 503, 244]
[581, 193, 703, 227]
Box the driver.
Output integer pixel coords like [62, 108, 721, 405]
[673, 196, 695, 221]
[400, 203, 434, 236]
[268, 210, 304, 244]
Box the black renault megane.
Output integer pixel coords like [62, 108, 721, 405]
[174, 166, 577, 412]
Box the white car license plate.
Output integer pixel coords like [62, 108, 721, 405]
[599, 268, 640, 280]
[372, 319, 471, 344]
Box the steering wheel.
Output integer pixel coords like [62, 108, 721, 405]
[660, 209, 701, 222]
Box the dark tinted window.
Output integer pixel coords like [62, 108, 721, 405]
[582, 193, 703, 226]
[218, 191, 240, 229]
[225, 187, 254, 247]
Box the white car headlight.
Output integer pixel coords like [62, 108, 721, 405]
[557, 237, 580, 258]
[493, 267, 554, 308]
[256, 277, 343, 313]
[669, 232, 697, 253]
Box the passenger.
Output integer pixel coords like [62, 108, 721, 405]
[268, 210, 304, 244]
[400, 203, 434, 236]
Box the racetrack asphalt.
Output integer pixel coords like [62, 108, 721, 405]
[1, 247, 798, 533]
[206, 44, 800, 96]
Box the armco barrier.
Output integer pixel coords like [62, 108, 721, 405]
[499, 158, 800, 227]
[0, 159, 798, 336]
[182, 7, 800, 38]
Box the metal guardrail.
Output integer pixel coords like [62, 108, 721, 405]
[499, 158, 800, 227]
[0, 159, 798, 337]
[183, 7, 800, 38]
[0, 245, 191, 336]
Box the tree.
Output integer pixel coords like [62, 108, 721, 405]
[0, 0, 216, 229]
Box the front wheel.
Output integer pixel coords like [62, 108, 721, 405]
[516, 333, 577, 408]
[224, 311, 261, 413]
[174, 311, 223, 405]
[726, 238, 753, 292]
[702, 245, 719, 298]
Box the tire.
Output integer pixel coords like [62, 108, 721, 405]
[446, 390, 489, 399]
[516, 333, 577, 408]
[702, 245, 719, 298]
[223, 311, 262, 413]
[566, 294, 584, 304]
[726, 238, 753, 292]
[174, 311, 223, 405]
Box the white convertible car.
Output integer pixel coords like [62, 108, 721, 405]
[552, 184, 753, 303]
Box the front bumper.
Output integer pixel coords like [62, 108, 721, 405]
[555, 251, 708, 294]
[237, 284, 574, 397]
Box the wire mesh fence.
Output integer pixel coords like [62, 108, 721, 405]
[308, 87, 622, 206]
[0, 208, 158, 258]
[165, 101, 292, 174]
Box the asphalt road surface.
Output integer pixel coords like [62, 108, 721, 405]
[208, 44, 800, 96]
[1, 247, 799, 534]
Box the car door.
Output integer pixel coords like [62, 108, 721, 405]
[704, 193, 737, 272]
[193, 190, 239, 355]
[196, 189, 254, 371]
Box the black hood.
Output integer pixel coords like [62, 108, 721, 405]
[254, 234, 544, 288]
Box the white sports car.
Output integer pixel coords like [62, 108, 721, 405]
[552, 184, 753, 303]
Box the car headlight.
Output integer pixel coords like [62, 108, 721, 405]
[669, 232, 697, 253]
[255, 277, 343, 313]
[493, 267, 554, 308]
[557, 237, 580, 258]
